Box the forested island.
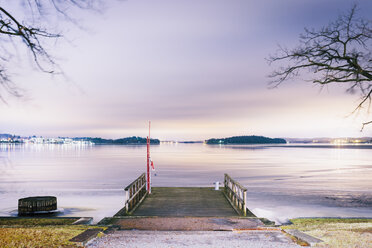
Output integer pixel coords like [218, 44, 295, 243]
[206, 135, 287, 144]
[74, 136, 160, 145]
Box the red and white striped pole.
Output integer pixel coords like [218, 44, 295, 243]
[146, 121, 151, 194]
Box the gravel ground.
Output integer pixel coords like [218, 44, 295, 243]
[87, 230, 301, 248]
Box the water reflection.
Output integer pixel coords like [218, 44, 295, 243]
[0, 143, 371, 223]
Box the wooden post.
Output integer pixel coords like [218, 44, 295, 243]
[243, 190, 247, 216]
[146, 121, 151, 194]
[123, 173, 148, 215]
[125, 190, 129, 213]
[223, 174, 248, 216]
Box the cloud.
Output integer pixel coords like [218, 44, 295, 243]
[2, 0, 372, 139]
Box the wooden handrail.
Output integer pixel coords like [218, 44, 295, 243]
[224, 173, 247, 216]
[124, 173, 147, 214]
[125, 173, 145, 191]
[225, 174, 247, 191]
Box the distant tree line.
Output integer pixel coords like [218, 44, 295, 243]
[206, 135, 286, 144]
[74, 136, 160, 145]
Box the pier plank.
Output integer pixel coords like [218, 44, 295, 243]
[132, 187, 238, 217]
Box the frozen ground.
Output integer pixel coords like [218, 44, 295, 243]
[87, 230, 301, 248]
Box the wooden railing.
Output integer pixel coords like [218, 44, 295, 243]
[124, 173, 147, 214]
[224, 173, 247, 216]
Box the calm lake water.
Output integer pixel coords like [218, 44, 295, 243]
[0, 143, 371, 223]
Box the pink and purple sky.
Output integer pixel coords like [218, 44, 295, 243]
[1, 0, 371, 140]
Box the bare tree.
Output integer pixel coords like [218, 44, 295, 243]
[268, 5, 372, 130]
[0, 0, 102, 103]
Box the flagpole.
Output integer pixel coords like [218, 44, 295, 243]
[147, 121, 151, 194]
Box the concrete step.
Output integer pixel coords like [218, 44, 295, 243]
[113, 217, 264, 231]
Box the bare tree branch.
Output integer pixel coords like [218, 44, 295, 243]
[0, 0, 103, 102]
[361, 120, 372, 131]
[268, 4, 372, 129]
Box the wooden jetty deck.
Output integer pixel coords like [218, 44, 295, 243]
[114, 174, 255, 218]
[133, 187, 238, 217]
[105, 174, 266, 231]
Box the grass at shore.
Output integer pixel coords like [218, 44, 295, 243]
[0, 217, 77, 226]
[0, 226, 93, 248]
[282, 218, 372, 248]
[0, 218, 102, 248]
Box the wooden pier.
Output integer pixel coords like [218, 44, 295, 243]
[114, 174, 255, 218]
[102, 174, 269, 231]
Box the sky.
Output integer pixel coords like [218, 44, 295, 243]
[1, 0, 372, 140]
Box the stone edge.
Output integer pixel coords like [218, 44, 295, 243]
[283, 229, 323, 246]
